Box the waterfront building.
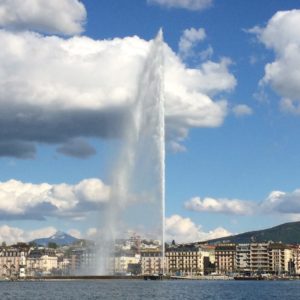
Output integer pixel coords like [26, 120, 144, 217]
[114, 253, 141, 274]
[70, 249, 83, 274]
[215, 244, 236, 274]
[57, 257, 71, 275]
[201, 245, 216, 275]
[236, 244, 250, 273]
[70, 247, 97, 275]
[0, 244, 29, 278]
[291, 245, 300, 274]
[225, 242, 295, 274]
[165, 244, 215, 276]
[26, 248, 58, 276]
[2, 238, 300, 277]
[249, 243, 270, 273]
[283, 247, 293, 274]
[269, 243, 293, 274]
[80, 247, 97, 273]
[140, 249, 163, 274]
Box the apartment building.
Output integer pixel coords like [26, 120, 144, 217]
[215, 244, 236, 274]
[0, 244, 29, 278]
[240, 242, 294, 274]
[140, 249, 163, 274]
[166, 244, 215, 276]
[269, 243, 293, 274]
[249, 243, 270, 273]
[236, 244, 250, 272]
[26, 248, 58, 276]
[115, 253, 141, 274]
[290, 245, 300, 274]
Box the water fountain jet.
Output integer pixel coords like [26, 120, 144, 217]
[96, 30, 165, 275]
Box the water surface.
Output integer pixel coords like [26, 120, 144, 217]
[0, 280, 299, 299]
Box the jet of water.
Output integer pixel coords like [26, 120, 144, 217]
[96, 30, 165, 275]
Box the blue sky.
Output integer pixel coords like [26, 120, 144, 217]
[0, 0, 300, 244]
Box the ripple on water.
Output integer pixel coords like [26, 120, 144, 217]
[0, 280, 299, 300]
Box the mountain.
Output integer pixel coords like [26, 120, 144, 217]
[32, 231, 79, 247]
[203, 221, 300, 245]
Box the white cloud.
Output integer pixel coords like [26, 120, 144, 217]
[0, 0, 86, 35]
[74, 179, 110, 203]
[86, 227, 98, 239]
[148, 0, 212, 11]
[179, 27, 206, 57]
[0, 225, 96, 245]
[0, 30, 236, 158]
[184, 187, 300, 219]
[186, 191, 300, 216]
[199, 45, 213, 61]
[0, 178, 110, 220]
[185, 196, 255, 215]
[261, 189, 300, 215]
[232, 104, 253, 117]
[67, 229, 82, 239]
[280, 98, 300, 114]
[0, 225, 56, 245]
[167, 141, 187, 153]
[165, 214, 231, 243]
[26, 227, 57, 242]
[251, 10, 300, 113]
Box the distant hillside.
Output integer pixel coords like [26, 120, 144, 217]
[204, 221, 300, 245]
[32, 231, 78, 246]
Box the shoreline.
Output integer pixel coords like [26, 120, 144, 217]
[2, 275, 300, 281]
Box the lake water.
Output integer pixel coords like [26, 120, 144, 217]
[0, 280, 299, 299]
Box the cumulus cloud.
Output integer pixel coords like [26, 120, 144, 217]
[261, 189, 300, 215]
[165, 214, 231, 243]
[0, 0, 86, 35]
[67, 228, 82, 239]
[0, 178, 110, 220]
[185, 196, 255, 215]
[57, 138, 96, 159]
[0, 30, 235, 158]
[251, 10, 300, 113]
[148, 0, 212, 11]
[179, 27, 206, 58]
[232, 104, 253, 117]
[185, 187, 300, 219]
[0, 225, 56, 245]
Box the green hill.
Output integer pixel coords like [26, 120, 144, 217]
[204, 221, 300, 245]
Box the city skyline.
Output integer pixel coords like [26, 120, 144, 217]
[0, 0, 300, 245]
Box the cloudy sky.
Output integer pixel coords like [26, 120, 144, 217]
[1, 0, 300, 244]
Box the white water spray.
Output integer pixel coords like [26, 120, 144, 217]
[96, 30, 165, 275]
